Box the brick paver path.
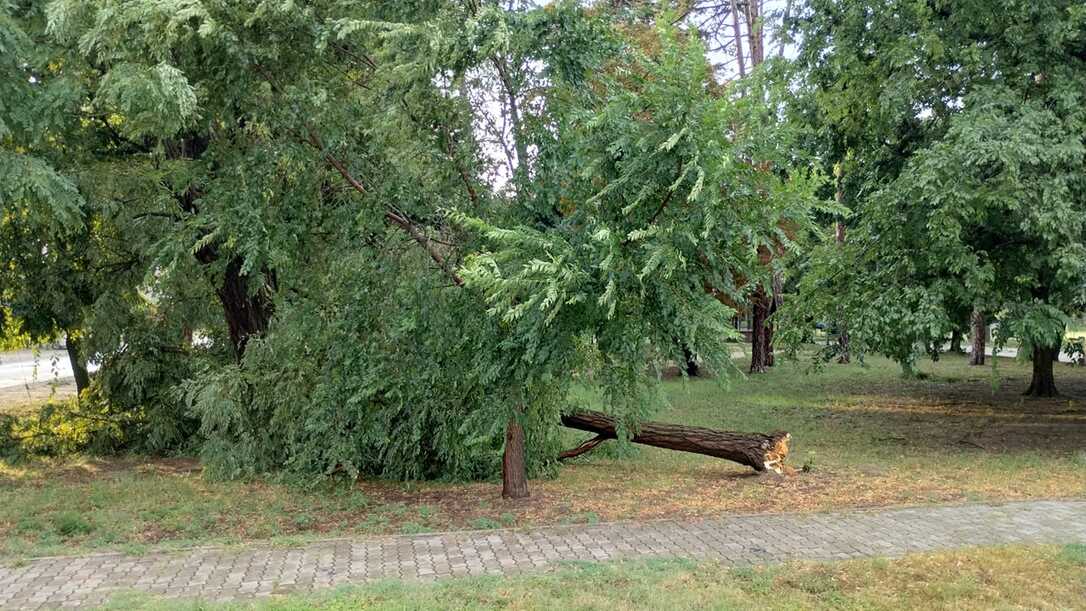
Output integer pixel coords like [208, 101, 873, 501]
[2, 500, 1084, 609]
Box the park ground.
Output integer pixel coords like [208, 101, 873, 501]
[2, 351, 1084, 561]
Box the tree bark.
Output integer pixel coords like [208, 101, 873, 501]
[749, 284, 770, 373]
[949, 329, 964, 353]
[558, 434, 608, 461]
[64, 334, 91, 395]
[215, 256, 275, 361]
[969, 309, 986, 366]
[1024, 345, 1059, 397]
[681, 343, 700, 377]
[745, 0, 765, 66]
[834, 182, 850, 364]
[502, 415, 530, 499]
[560, 410, 790, 473]
[836, 325, 851, 364]
[766, 270, 782, 367]
[731, 0, 747, 77]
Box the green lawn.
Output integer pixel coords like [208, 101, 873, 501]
[2, 352, 1085, 559]
[102, 545, 1086, 610]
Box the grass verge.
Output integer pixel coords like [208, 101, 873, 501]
[101, 544, 1086, 610]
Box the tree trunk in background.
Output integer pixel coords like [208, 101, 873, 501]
[561, 410, 791, 473]
[216, 256, 275, 361]
[949, 329, 964, 353]
[766, 270, 782, 367]
[1025, 345, 1059, 397]
[749, 285, 770, 373]
[969, 309, 986, 366]
[681, 343, 700, 377]
[777, 0, 794, 58]
[65, 334, 91, 395]
[745, 0, 765, 66]
[502, 415, 530, 499]
[731, 0, 747, 77]
[834, 176, 850, 364]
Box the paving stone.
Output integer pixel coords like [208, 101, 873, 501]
[1, 500, 1084, 609]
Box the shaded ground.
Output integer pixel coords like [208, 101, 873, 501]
[1, 353, 1085, 559]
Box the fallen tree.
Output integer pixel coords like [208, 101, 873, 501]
[559, 410, 791, 473]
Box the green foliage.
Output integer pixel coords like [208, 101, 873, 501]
[187, 248, 561, 482]
[51, 511, 93, 537]
[2, 397, 126, 457]
[3, 1, 818, 485]
[787, 0, 1086, 370]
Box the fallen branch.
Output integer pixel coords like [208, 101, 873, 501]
[560, 410, 791, 473]
[557, 434, 609, 461]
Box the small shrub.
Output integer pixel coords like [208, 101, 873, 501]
[14, 516, 43, 535]
[470, 517, 501, 530]
[52, 512, 93, 537]
[802, 453, 817, 473]
[5, 398, 127, 457]
[343, 491, 369, 511]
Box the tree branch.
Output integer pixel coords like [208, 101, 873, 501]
[305, 129, 464, 287]
[557, 434, 609, 461]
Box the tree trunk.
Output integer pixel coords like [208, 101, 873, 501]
[969, 309, 986, 366]
[1024, 345, 1059, 397]
[766, 270, 783, 367]
[749, 285, 770, 373]
[560, 410, 790, 473]
[949, 329, 964, 353]
[64, 334, 91, 395]
[836, 325, 851, 364]
[730, 0, 746, 77]
[777, 0, 793, 58]
[834, 196, 850, 363]
[501, 415, 530, 499]
[745, 0, 765, 66]
[681, 343, 699, 377]
[215, 256, 275, 361]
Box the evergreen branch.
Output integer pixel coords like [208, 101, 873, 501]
[305, 129, 464, 287]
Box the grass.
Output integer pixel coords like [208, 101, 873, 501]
[100, 544, 1086, 610]
[2, 352, 1085, 560]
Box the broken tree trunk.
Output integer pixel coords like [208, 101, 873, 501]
[560, 410, 790, 473]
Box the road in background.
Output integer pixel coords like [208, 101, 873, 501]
[0, 349, 82, 389]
